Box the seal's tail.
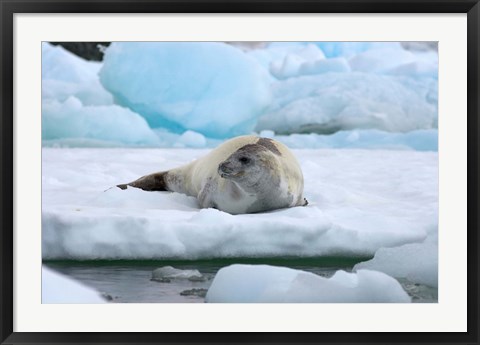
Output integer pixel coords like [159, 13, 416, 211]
[117, 171, 168, 192]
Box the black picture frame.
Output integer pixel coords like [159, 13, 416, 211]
[1, 1, 479, 344]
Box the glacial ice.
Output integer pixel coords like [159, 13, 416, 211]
[42, 42, 113, 106]
[42, 42, 438, 149]
[315, 42, 404, 58]
[275, 129, 438, 151]
[349, 47, 438, 78]
[42, 97, 159, 146]
[99, 42, 272, 138]
[256, 73, 437, 135]
[269, 43, 327, 79]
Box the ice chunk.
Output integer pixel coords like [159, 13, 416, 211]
[248, 42, 312, 71]
[269, 43, 326, 79]
[298, 57, 351, 76]
[274, 129, 438, 151]
[354, 228, 438, 287]
[291, 43, 326, 61]
[256, 73, 437, 135]
[42, 97, 159, 146]
[349, 48, 417, 74]
[348, 46, 438, 78]
[205, 264, 410, 303]
[174, 130, 207, 148]
[42, 41, 438, 148]
[270, 53, 306, 79]
[42, 42, 113, 106]
[386, 51, 439, 79]
[315, 42, 403, 58]
[42, 266, 106, 303]
[388, 61, 438, 78]
[42, 128, 438, 151]
[99, 42, 272, 138]
[250, 42, 404, 74]
[267, 45, 355, 80]
[151, 266, 204, 281]
[258, 129, 275, 138]
[42, 42, 100, 84]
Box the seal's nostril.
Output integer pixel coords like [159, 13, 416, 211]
[219, 162, 232, 174]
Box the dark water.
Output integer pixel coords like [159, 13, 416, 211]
[44, 257, 437, 303]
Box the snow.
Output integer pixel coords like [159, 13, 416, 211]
[354, 226, 438, 287]
[205, 264, 410, 303]
[42, 266, 106, 303]
[42, 147, 437, 260]
[99, 42, 272, 138]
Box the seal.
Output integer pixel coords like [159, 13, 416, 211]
[117, 135, 308, 214]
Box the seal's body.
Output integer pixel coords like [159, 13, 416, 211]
[118, 135, 307, 214]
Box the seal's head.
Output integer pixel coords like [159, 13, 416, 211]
[217, 144, 278, 187]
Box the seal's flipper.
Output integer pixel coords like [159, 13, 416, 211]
[117, 172, 168, 192]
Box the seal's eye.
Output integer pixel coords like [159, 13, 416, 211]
[239, 156, 250, 164]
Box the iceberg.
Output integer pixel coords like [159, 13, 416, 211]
[274, 129, 438, 151]
[42, 97, 159, 146]
[269, 43, 326, 79]
[41, 41, 438, 148]
[315, 42, 404, 58]
[99, 42, 272, 138]
[256, 73, 437, 135]
[42, 42, 113, 106]
[349, 47, 438, 79]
